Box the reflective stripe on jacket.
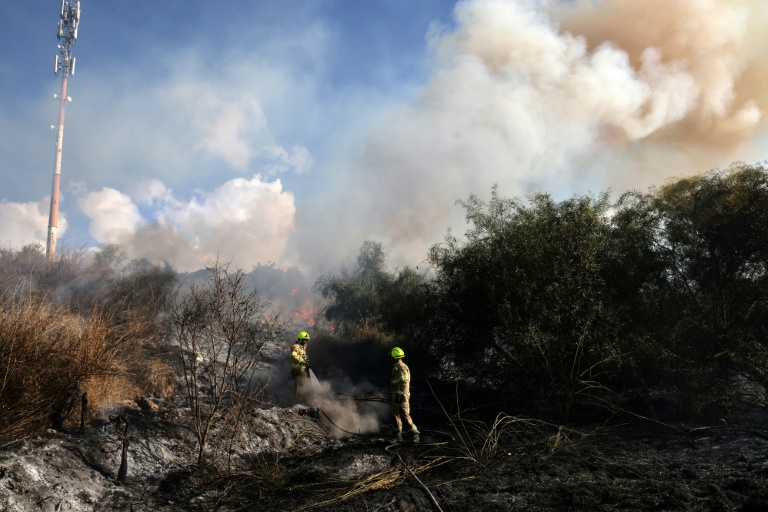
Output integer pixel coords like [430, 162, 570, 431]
[290, 342, 308, 368]
[390, 359, 410, 398]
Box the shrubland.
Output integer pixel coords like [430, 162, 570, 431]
[317, 161, 768, 422]
[0, 245, 177, 438]
[1, 161, 767, 501]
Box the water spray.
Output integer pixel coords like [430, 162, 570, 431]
[46, 0, 81, 260]
[308, 368, 322, 393]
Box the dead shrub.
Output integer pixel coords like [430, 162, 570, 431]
[81, 375, 141, 414]
[171, 259, 286, 468]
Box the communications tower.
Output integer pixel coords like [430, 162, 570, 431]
[46, 0, 81, 260]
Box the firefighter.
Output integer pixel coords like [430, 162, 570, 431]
[290, 331, 310, 400]
[389, 347, 419, 443]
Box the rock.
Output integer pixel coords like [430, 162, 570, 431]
[101, 444, 118, 454]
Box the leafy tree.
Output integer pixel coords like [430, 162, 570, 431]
[379, 265, 432, 335]
[313, 241, 439, 383]
[316, 241, 436, 336]
[316, 241, 394, 334]
[428, 187, 626, 415]
[623, 162, 768, 408]
[113, 259, 177, 314]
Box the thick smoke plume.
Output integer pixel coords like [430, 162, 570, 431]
[299, 0, 768, 271]
[5, 0, 764, 278]
[264, 346, 387, 438]
[67, 0, 768, 274]
[555, 0, 767, 150]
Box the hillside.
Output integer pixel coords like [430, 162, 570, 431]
[1, 391, 767, 511]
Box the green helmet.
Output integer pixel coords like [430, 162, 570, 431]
[298, 331, 310, 343]
[390, 347, 405, 359]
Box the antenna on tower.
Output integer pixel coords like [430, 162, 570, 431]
[47, 1, 81, 261]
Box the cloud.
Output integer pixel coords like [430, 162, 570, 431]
[78, 188, 144, 244]
[0, 198, 66, 250]
[67, 71, 315, 191]
[199, 100, 264, 170]
[178, 80, 315, 176]
[78, 175, 295, 273]
[262, 145, 314, 176]
[10, 0, 764, 280]
[132, 179, 172, 206]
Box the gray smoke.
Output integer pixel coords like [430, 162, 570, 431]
[262, 344, 388, 438]
[295, 0, 768, 274]
[14, 0, 764, 280]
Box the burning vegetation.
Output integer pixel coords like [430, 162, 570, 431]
[1, 162, 768, 510]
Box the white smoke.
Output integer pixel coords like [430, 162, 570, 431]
[305, 379, 384, 438]
[0, 198, 66, 249]
[295, 0, 768, 272]
[78, 188, 143, 245]
[17, 0, 765, 277]
[78, 175, 295, 272]
[174, 83, 312, 174]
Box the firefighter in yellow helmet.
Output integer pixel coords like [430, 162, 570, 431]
[290, 332, 310, 400]
[389, 347, 419, 443]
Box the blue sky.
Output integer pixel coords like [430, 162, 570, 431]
[1, 0, 766, 277]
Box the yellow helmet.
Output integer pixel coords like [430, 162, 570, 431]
[390, 347, 405, 359]
[298, 331, 310, 343]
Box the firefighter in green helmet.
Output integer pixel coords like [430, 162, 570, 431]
[389, 346, 419, 443]
[290, 331, 310, 400]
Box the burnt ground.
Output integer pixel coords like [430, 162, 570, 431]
[2, 396, 768, 512]
[213, 413, 768, 512]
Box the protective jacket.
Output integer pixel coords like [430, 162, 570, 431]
[290, 342, 308, 369]
[390, 359, 411, 401]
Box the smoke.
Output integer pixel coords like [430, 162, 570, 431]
[262, 343, 387, 438]
[77, 176, 295, 273]
[305, 378, 385, 438]
[296, 0, 768, 272]
[0, 197, 66, 249]
[12, 0, 762, 278]
[553, 0, 766, 151]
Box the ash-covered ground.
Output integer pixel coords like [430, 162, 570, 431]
[1, 389, 767, 512]
[1, 337, 767, 511]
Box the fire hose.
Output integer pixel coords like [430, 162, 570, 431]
[317, 403, 453, 512]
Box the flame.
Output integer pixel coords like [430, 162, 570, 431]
[271, 296, 317, 326]
[291, 298, 315, 326]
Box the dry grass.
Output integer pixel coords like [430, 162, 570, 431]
[135, 359, 178, 399]
[427, 381, 584, 467]
[293, 456, 451, 511]
[0, 292, 166, 437]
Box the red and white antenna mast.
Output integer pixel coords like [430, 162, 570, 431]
[46, 0, 81, 260]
